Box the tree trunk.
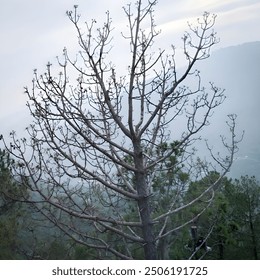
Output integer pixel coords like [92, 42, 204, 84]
[157, 229, 170, 259]
[133, 141, 157, 260]
[218, 238, 224, 260]
[249, 218, 258, 260]
[138, 194, 157, 259]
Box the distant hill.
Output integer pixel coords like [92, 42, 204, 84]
[196, 41, 260, 180]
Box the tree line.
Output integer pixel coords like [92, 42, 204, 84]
[1, 148, 259, 260]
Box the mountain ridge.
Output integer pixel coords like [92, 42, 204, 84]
[197, 41, 260, 180]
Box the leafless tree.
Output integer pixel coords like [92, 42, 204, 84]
[1, 1, 241, 259]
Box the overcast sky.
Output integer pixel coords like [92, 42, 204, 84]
[0, 0, 260, 136]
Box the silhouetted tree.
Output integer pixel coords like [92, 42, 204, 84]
[1, 1, 241, 259]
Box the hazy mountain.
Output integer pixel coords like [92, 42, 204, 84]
[196, 41, 260, 180]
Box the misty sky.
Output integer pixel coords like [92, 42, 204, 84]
[0, 0, 260, 136]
